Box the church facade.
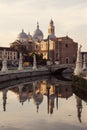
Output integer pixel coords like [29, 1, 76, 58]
[10, 20, 78, 64]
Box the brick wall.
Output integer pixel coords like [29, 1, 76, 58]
[56, 36, 78, 64]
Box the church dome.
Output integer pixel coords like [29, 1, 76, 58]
[33, 92, 43, 112]
[28, 32, 32, 41]
[19, 93, 28, 105]
[33, 22, 43, 42]
[33, 92, 43, 105]
[17, 29, 28, 42]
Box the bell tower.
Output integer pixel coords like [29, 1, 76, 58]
[48, 19, 55, 35]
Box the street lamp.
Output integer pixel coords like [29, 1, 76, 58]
[46, 35, 52, 65]
[47, 35, 50, 60]
[47, 34, 56, 65]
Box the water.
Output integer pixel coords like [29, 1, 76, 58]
[0, 75, 87, 130]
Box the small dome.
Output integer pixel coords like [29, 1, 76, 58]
[33, 92, 43, 105]
[28, 32, 32, 41]
[19, 93, 28, 105]
[33, 22, 43, 42]
[33, 92, 43, 112]
[17, 29, 28, 42]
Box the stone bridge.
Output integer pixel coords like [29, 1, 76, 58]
[49, 64, 75, 74]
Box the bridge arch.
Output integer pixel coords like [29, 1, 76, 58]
[50, 64, 74, 74]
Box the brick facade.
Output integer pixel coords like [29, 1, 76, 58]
[55, 36, 78, 64]
[39, 36, 78, 64]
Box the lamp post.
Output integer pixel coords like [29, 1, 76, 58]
[47, 35, 50, 60]
[47, 34, 56, 65]
[46, 35, 51, 65]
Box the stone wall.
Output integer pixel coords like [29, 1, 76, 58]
[0, 69, 51, 83]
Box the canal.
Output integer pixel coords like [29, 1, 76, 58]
[0, 75, 87, 130]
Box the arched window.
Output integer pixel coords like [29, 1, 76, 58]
[65, 57, 69, 64]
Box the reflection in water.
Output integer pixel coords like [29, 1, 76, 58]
[76, 96, 82, 123]
[0, 76, 73, 113]
[2, 88, 8, 112]
[0, 75, 87, 125]
[73, 82, 87, 123]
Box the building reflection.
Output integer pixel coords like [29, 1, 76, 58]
[76, 96, 83, 123]
[1, 76, 87, 123]
[2, 88, 8, 111]
[73, 80, 87, 123]
[0, 77, 73, 114]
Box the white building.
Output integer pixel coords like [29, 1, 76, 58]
[0, 47, 18, 66]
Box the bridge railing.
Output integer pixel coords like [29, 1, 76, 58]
[50, 64, 75, 68]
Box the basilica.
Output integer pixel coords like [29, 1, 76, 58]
[10, 19, 78, 64]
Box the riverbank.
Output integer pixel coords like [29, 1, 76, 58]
[0, 67, 51, 83]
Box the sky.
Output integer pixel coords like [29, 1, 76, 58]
[0, 0, 87, 51]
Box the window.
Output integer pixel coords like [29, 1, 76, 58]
[56, 52, 58, 59]
[56, 43, 58, 49]
[65, 57, 69, 64]
[36, 45, 38, 49]
[65, 44, 68, 48]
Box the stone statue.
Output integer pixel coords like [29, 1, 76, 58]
[33, 54, 37, 70]
[18, 53, 23, 70]
[83, 54, 87, 70]
[1, 49, 8, 72]
[79, 44, 82, 53]
[74, 45, 82, 75]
